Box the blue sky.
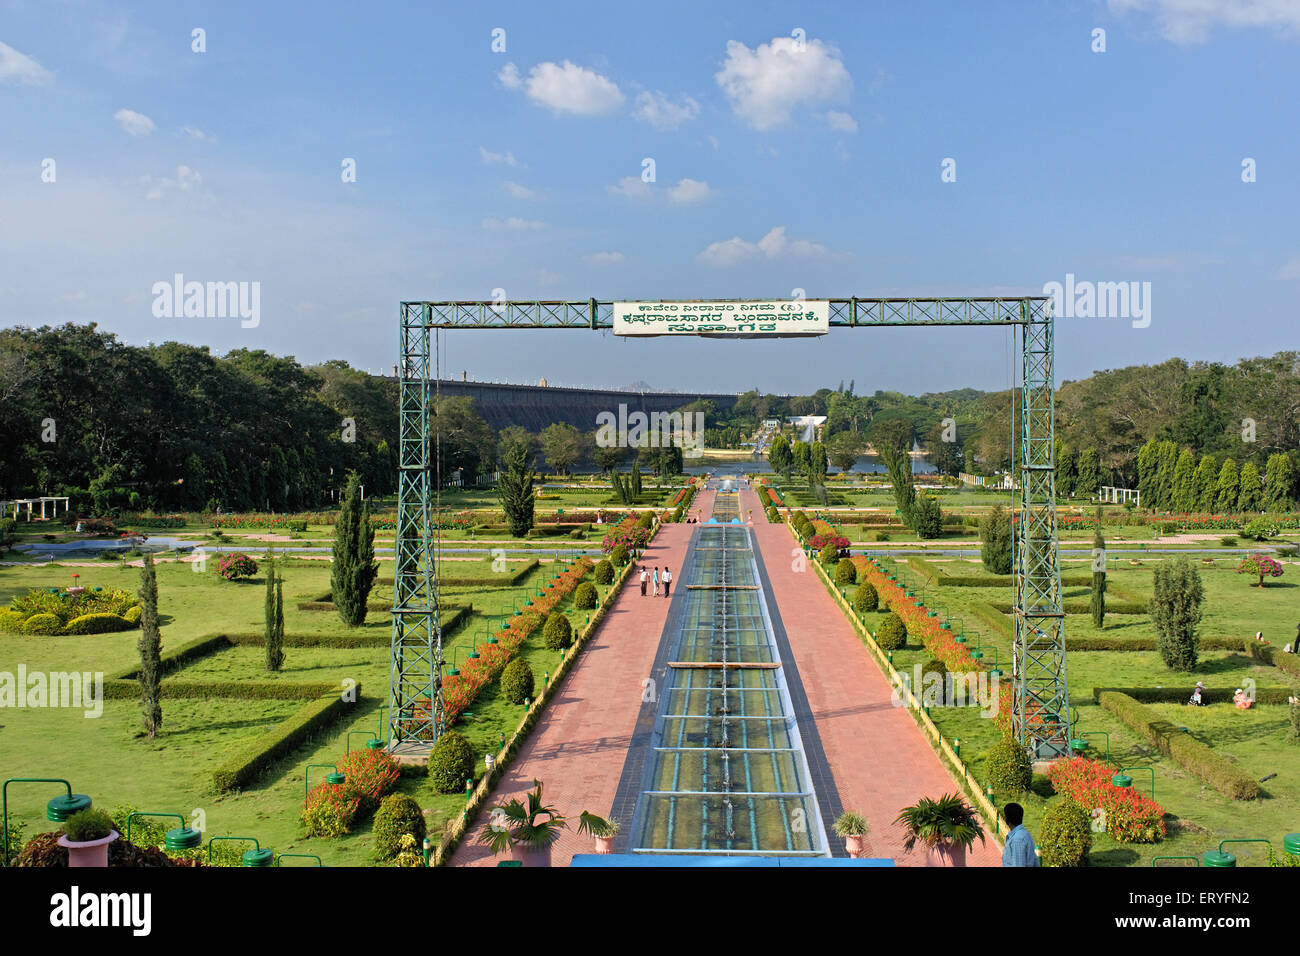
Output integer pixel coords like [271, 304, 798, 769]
[2, 0, 1298, 394]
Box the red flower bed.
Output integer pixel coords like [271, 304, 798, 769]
[1048, 757, 1166, 844]
[809, 533, 849, 551]
[438, 557, 595, 724]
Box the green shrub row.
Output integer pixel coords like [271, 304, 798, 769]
[1065, 636, 1247, 652]
[938, 573, 1094, 588]
[986, 600, 1146, 615]
[1241, 640, 1300, 681]
[1093, 686, 1296, 705]
[1097, 691, 1261, 800]
[212, 690, 362, 792]
[99, 678, 341, 700]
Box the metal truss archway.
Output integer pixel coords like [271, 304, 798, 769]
[389, 297, 1069, 759]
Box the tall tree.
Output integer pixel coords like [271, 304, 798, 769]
[1150, 559, 1204, 671]
[809, 441, 828, 485]
[264, 548, 285, 671]
[1090, 508, 1107, 629]
[498, 443, 536, 536]
[874, 419, 917, 525]
[826, 431, 864, 473]
[540, 422, 583, 476]
[1263, 453, 1293, 511]
[331, 472, 378, 626]
[1075, 448, 1102, 498]
[137, 553, 163, 738]
[1214, 458, 1239, 513]
[1055, 442, 1077, 498]
[980, 504, 1013, 575]
[767, 434, 793, 479]
[1237, 461, 1262, 512]
[1171, 449, 1197, 512]
[1193, 454, 1219, 511]
[792, 440, 812, 477]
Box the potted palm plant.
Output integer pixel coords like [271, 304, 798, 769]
[577, 811, 620, 854]
[475, 779, 566, 867]
[832, 810, 870, 858]
[57, 808, 119, 868]
[894, 793, 985, 868]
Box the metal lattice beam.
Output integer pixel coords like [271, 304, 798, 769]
[390, 295, 1069, 759]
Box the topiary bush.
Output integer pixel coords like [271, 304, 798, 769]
[986, 734, 1032, 796]
[874, 611, 907, 650]
[372, 793, 426, 862]
[818, 543, 838, 566]
[872, 530, 890, 542]
[500, 657, 535, 704]
[21, 613, 62, 636]
[428, 730, 476, 794]
[853, 581, 878, 613]
[62, 612, 133, 635]
[594, 559, 614, 584]
[834, 558, 857, 585]
[1038, 798, 1092, 867]
[217, 552, 259, 581]
[62, 808, 115, 842]
[542, 611, 574, 650]
[574, 581, 598, 610]
[0, 608, 26, 633]
[609, 544, 630, 567]
[122, 605, 142, 625]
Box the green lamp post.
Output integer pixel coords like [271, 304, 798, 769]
[305, 764, 345, 799]
[3, 778, 92, 865]
[126, 811, 202, 851]
[208, 835, 273, 867]
[1080, 731, 1110, 762]
[1112, 766, 1154, 800]
[1203, 839, 1273, 868]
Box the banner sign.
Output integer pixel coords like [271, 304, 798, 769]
[612, 300, 830, 337]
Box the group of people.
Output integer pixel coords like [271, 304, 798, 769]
[639, 565, 672, 598]
[1187, 680, 1254, 709]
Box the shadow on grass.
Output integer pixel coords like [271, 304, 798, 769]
[1089, 847, 1142, 866]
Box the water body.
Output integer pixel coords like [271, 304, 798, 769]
[685, 453, 935, 476]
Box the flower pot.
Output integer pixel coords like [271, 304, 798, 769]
[58, 830, 119, 868]
[510, 843, 553, 867]
[923, 844, 968, 868]
[844, 835, 866, 859]
[594, 835, 615, 855]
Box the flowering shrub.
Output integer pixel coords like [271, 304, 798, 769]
[211, 513, 314, 530]
[8, 587, 138, 626]
[301, 783, 361, 837]
[601, 513, 652, 554]
[338, 748, 400, 813]
[1047, 757, 1165, 844]
[809, 533, 850, 551]
[1237, 553, 1284, 587]
[217, 553, 258, 581]
[430, 557, 596, 726]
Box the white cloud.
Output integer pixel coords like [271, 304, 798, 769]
[504, 181, 539, 199]
[606, 176, 654, 199]
[181, 126, 214, 142]
[667, 178, 712, 204]
[536, 268, 562, 286]
[0, 40, 53, 85]
[141, 165, 203, 201]
[114, 108, 155, 136]
[479, 146, 520, 167]
[635, 90, 701, 130]
[584, 251, 625, 265]
[715, 36, 852, 131]
[498, 60, 624, 116]
[697, 225, 842, 267]
[481, 216, 545, 231]
[826, 110, 858, 133]
[1108, 0, 1300, 44]
[1277, 256, 1300, 280]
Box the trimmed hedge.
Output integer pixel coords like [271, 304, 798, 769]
[987, 600, 1146, 615]
[594, 560, 614, 585]
[1093, 686, 1296, 706]
[573, 581, 598, 610]
[212, 690, 360, 791]
[63, 612, 134, 635]
[874, 612, 907, 651]
[1097, 691, 1261, 800]
[20, 613, 62, 635]
[100, 678, 341, 700]
[1242, 640, 1300, 681]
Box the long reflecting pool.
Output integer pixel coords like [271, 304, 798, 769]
[628, 484, 828, 856]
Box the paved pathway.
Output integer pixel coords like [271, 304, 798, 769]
[449, 488, 715, 866]
[739, 485, 1002, 866]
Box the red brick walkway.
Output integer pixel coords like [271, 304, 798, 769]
[740, 485, 1002, 867]
[449, 489, 715, 866]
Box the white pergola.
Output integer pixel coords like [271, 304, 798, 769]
[1098, 485, 1140, 507]
[1, 497, 71, 520]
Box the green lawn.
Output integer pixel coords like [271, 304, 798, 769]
[862, 556, 1300, 865]
[0, 552, 614, 866]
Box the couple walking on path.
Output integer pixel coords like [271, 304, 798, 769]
[638, 565, 671, 598]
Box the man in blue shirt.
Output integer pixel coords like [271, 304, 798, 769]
[1002, 802, 1040, 867]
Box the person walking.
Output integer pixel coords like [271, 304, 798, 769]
[1001, 803, 1039, 867]
[652, 567, 660, 597]
[639, 566, 648, 597]
[662, 566, 672, 598]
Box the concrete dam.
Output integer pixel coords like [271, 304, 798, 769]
[425, 379, 740, 433]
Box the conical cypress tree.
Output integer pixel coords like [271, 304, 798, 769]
[137, 553, 163, 738]
[1090, 509, 1107, 629]
[332, 473, 378, 626]
[265, 549, 284, 671]
[498, 444, 536, 536]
